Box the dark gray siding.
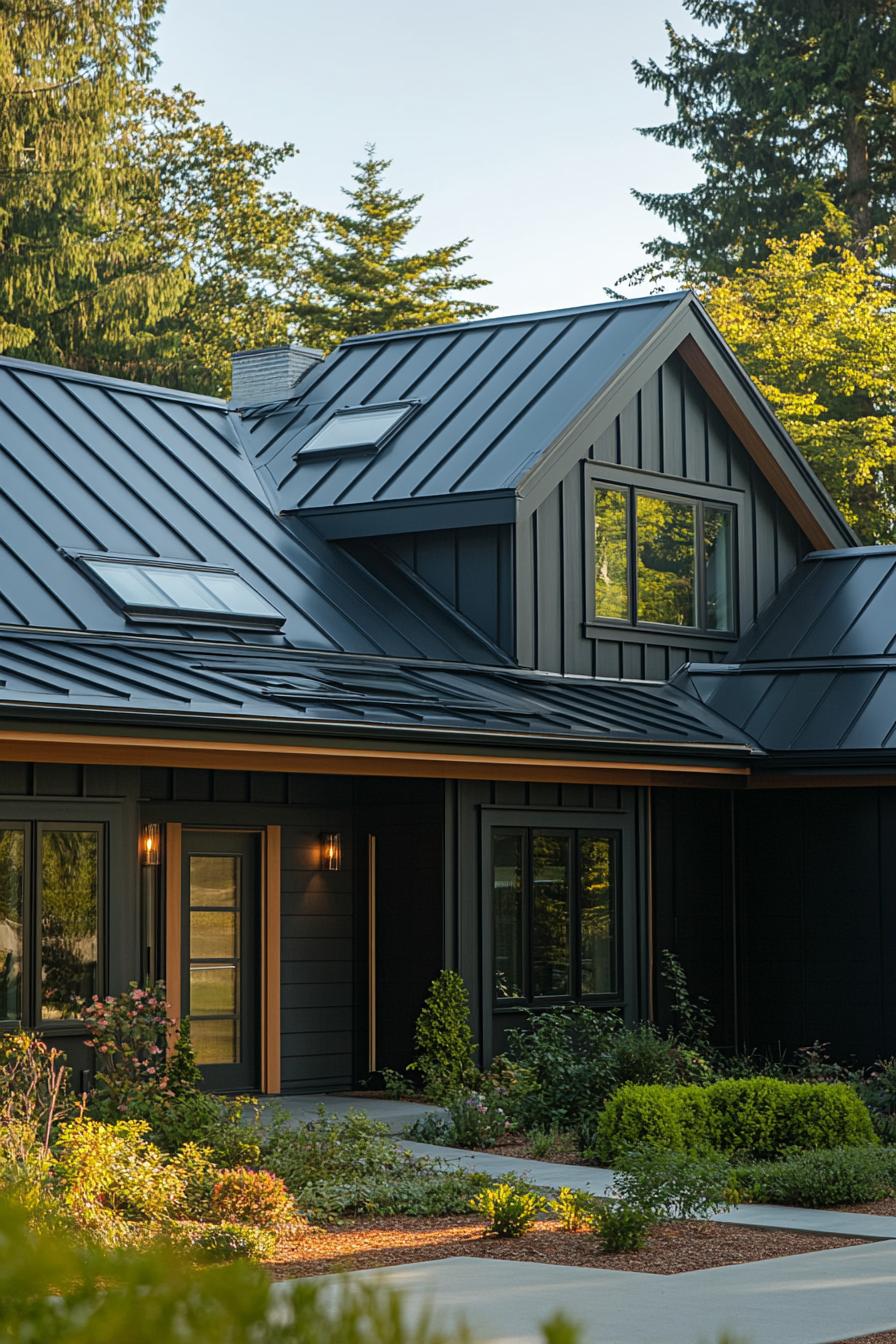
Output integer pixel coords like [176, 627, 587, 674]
[445, 780, 644, 1065]
[372, 527, 515, 655]
[653, 785, 896, 1063]
[517, 353, 813, 678]
[140, 768, 355, 1093]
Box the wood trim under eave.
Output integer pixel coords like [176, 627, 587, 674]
[261, 825, 281, 1096]
[164, 822, 182, 1024]
[0, 728, 750, 787]
[748, 771, 896, 789]
[676, 334, 835, 552]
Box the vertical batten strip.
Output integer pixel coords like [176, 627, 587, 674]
[164, 822, 182, 1024]
[368, 833, 377, 1073]
[262, 825, 281, 1095]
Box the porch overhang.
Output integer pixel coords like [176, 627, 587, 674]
[0, 719, 752, 787]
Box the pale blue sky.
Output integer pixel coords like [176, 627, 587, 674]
[155, 1, 703, 315]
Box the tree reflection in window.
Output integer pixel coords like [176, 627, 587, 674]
[704, 507, 733, 632]
[0, 830, 24, 1021]
[532, 833, 570, 997]
[40, 830, 98, 1020]
[579, 836, 614, 995]
[493, 833, 524, 1001]
[594, 487, 629, 619]
[636, 495, 696, 626]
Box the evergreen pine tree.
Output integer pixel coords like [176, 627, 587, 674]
[292, 146, 493, 350]
[629, 0, 896, 282]
[0, 0, 187, 361]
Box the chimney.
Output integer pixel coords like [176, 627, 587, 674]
[229, 342, 323, 408]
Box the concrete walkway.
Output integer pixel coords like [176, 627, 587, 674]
[308, 1242, 896, 1344]
[275, 1093, 896, 1242]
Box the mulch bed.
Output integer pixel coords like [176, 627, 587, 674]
[837, 1197, 896, 1216]
[265, 1214, 867, 1280]
[488, 1133, 587, 1165]
[830, 1336, 896, 1343]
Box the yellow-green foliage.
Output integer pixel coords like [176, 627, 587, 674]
[549, 1186, 599, 1231]
[598, 1078, 877, 1163]
[706, 220, 896, 542]
[53, 1118, 186, 1237]
[470, 1182, 547, 1238]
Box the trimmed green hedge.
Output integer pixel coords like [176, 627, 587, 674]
[735, 1146, 896, 1208]
[597, 1078, 877, 1163]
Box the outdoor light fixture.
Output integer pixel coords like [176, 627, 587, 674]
[321, 832, 342, 872]
[140, 822, 161, 867]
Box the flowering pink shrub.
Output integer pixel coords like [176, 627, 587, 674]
[82, 981, 175, 1115]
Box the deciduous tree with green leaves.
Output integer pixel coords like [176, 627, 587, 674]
[705, 219, 896, 542]
[630, 0, 896, 282]
[292, 147, 494, 351]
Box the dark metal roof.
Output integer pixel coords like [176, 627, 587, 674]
[677, 549, 896, 757]
[241, 295, 689, 528]
[0, 354, 500, 664]
[0, 631, 754, 758]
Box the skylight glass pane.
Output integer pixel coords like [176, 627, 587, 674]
[198, 571, 281, 619]
[83, 558, 283, 624]
[88, 561, 166, 607]
[301, 406, 407, 453]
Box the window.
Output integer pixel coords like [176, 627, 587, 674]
[297, 402, 416, 457]
[0, 822, 102, 1026]
[79, 557, 285, 630]
[492, 827, 619, 1005]
[593, 484, 735, 634]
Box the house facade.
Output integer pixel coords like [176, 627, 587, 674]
[1, 291, 891, 1093]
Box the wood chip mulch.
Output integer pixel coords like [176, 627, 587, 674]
[830, 1335, 896, 1343]
[264, 1214, 868, 1280]
[487, 1133, 587, 1165]
[837, 1196, 896, 1216]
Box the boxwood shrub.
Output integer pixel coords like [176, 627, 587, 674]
[597, 1078, 877, 1163]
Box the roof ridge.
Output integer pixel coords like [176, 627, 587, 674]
[338, 291, 692, 346]
[0, 353, 228, 407]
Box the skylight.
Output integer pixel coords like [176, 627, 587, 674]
[81, 557, 285, 629]
[297, 402, 415, 457]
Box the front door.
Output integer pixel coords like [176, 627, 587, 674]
[181, 830, 259, 1092]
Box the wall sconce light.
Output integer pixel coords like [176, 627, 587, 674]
[140, 822, 161, 867]
[320, 832, 342, 872]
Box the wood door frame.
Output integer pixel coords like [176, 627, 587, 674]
[163, 822, 280, 1094]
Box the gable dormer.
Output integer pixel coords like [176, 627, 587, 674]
[239, 295, 855, 677]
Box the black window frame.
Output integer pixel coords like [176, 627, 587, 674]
[490, 824, 622, 1009]
[585, 467, 740, 640]
[0, 818, 106, 1030]
[294, 400, 420, 460]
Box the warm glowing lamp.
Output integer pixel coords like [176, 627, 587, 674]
[321, 832, 342, 872]
[140, 822, 161, 867]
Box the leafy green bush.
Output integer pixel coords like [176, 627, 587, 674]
[0, 1031, 73, 1160]
[659, 949, 715, 1056]
[408, 970, 478, 1102]
[53, 1118, 185, 1234]
[470, 1182, 546, 1237]
[149, 1089, 262, 1166]
[592, 1200, 652, 1252]
[209, 1167, 295, 1227]
[407, 1093, 509, 1149]
[611, 1147, 735, 1221]
[0, 1194, 542, 1342]
[597, 1078, 877, 1162]
[735, 1145, 896, 1207]
[168, 1219, 277, 1261]
[550, 1186, 599, 1231]
[300, 1166, 490, 1221]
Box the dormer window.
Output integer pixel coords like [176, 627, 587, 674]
[78, 556, 285, 630]
[296, 402, 417, 458]
[593, 484, 735, 635]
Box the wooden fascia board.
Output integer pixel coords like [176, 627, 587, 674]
[675, 316, 853, 550]
[748, 769, 896, 789]
[0, 726, 750, 787]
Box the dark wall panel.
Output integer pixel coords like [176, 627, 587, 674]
[379, 525, 515, 653]
[519, 352, 813, 676]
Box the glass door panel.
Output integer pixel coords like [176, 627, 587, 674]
[0, 829, 25, 1022]
[183, 833, 258, 1091]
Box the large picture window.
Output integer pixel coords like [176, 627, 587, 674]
[593, 483, 735, 634]
[0, 821, 102, 1026]
[492, 827, 619, 1005]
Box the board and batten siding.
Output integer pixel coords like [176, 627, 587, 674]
[516, 352, 813, 678]
[139, 768, 355, 1093]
